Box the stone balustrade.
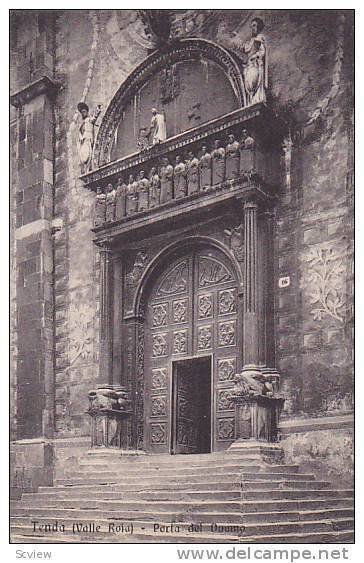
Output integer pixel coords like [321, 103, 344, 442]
[93, 130, 261, 229]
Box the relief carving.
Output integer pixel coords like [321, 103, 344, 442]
[302, 246, 350, 324]
[198, 294, 213, 319]
[150, 423, 166, 444]
[156, 260, 188, 297]
[126, 251, 148, 287]
[218, 389, 235, 411]
[218, 289, 237, 315]
[217, 418, 235, 440]
[152, 303, 168, 327]
[172, 298, 188, 323]
[198, 325, 212, 350]
[152, 368, 167, 389]
[198, 256, 233, 288]
[173, 330, 188, 354]
[218, 320, 236, 346]
[152, 333, 168, 357]
[217, 358, 236, 382]
[224, 224, 244, 262]
[151, 396, 167, 417]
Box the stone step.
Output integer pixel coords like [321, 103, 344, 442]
[83, 449, 285, 463]
[57, 464, 264, 481]
[20, 481, 332, 507]
[11, 498, 354, 520]
[10, 526, 355, 544]
[11, 490, 353, 512]
[238, 529, 354, 544]
[54, 471, 246, 486]
[11, 507, 353, 528]
[10, 517, 354, 539]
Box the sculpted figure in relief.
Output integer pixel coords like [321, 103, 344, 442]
[149, 167, 161, 208]
[233, 370, 273, 397]
[105, 183, 116, 223]
[242, 18, 267, 106]
[94, 187, 106, 228]
[174, 156, 187, 199]
[150, 108, 167, 145]
[240, 129, 255, 174]
[199, 145, 212, 191]
[160, 157, 174, 203]
[126, 174, 138, 215]
[186, 151, 200, 195]
[115, 177, 127, 220]
[77, 102, 102, 174]
[225, 134, 240, 180]
[138, 170, 150, 212]
[211, 139, 226, 185]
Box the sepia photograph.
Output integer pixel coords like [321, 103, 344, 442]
[9, 7, 354, 546]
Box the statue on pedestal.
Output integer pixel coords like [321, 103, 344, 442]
[93, 187, 106, 228]
[126, 174, 138, 215]
[225, 134, 240, 180]
[242, 18, 268, 106]
[77, 102, 102, 174]
[149, 167, 161, 208]
[211, 139, 225, 185]
[137, 170, 150, 212]
[186, 151, 200, 195]
[160, 157, 173, 203]
[115, 177, 127, 220]
[105, 183, 116, 223]
[173, 156, 187, 199]
[199, 145, 212, 191]
[150, 108, 167, 145]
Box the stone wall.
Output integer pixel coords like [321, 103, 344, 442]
[10, 9, 354, 443]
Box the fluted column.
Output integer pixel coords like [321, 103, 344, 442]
[99, 245, 113, 385]
[243, 200, 260, 370]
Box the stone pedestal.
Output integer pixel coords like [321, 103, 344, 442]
[87, 386, 132, 450]
[232, 394, 284, 443]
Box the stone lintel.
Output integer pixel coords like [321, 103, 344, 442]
[10, 75, 61, 108]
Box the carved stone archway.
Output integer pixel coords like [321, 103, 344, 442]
[94, 39, 247, 168]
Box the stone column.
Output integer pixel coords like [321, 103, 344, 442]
[242, 200, 260, 374]
[98, 245, 113, 386]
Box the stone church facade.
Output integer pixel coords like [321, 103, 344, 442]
[10, 10, 353, 498]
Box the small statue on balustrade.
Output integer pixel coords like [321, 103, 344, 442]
[149, 167, 161, 209]
[186, 151, 199, 195]
[160, 157, 174, 204]
[241, 18, 268, 106]
[115, 177, 127, 220]
[199, 145, 212, 191]
[225, 134, 240, 180]
[240, 129, 255, 175]
[105, 183, 116, 223]
[138, 170, 150, 212]
[150, 108, 167, 145]
[211, 139, 225, 186]
[93, 186, 106, 228]
[126, 174, 138, 215]
[173, 156, 187, 199]
[137, 127, 150, 152]
[77, 102, 102, 174]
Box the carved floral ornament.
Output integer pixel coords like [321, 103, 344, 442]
[301, 244, 351, 324]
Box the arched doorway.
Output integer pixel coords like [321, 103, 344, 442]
[143, 244, 241, 454]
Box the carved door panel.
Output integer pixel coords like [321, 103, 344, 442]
[145, 247, 240, 453]
[171, 363, 199, 455]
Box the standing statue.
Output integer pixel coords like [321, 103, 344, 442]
[225, 134, 240, 180]
[126, 174, 138, 215]
[150, 108, 167, 145]
[138, 170, 150, 212]
[160, 158, 174, 203]
[93, 187, 106, 228]
[240, 129, 255, 175]
[211, 139, 225, 185]
[77, 102, 102, 174]
[149, 167, 161, 209]
[115, 177, 127, 220]
[105, 183, 116, 223]
[199, 145, 212, 191]
[186, 151, 200, 195]
[242, 18, 267, 106]
[173, 156, 187, 199]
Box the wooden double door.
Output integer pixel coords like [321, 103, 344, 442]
[144, 246, 241, 453]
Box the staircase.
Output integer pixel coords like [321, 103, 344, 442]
[10, 448, 354, 543]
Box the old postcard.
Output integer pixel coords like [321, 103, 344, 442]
[9, 8, 354, 546]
